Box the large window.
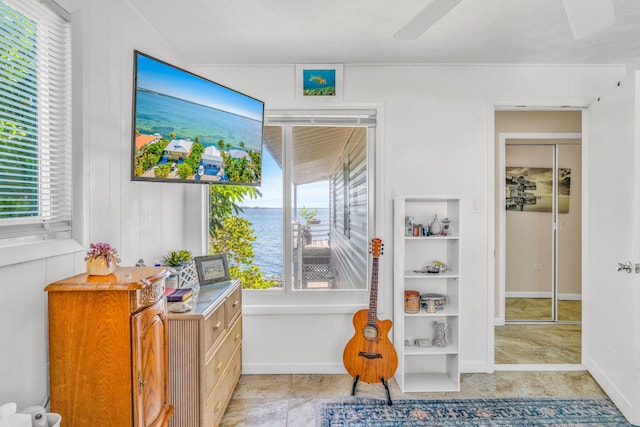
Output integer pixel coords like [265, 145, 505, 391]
[0, 0, 71, 242]
[209, 110, 376, 292]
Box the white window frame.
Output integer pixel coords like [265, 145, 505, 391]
[242, 109, 382, 312]
[0, 0, 77, 265]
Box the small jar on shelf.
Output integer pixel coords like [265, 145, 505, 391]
[404, 290, 420, 313]
[442, 218, 452, 236]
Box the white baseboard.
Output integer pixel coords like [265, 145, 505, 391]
[242, 362, 346, 375]
[494, 363, 586, 372]
[245, 361, 493, 376]
[461, 360, 490, 373]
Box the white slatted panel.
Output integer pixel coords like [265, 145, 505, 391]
[330, 128, 368, 289]
[168, 317, 201, 426]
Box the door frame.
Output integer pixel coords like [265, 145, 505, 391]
[486, 101, 591, 373]
[497, 133, 582, 326]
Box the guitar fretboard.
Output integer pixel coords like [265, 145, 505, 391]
[368, 256, 379, 325]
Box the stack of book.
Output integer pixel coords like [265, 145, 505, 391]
[164, 287, 193, 304]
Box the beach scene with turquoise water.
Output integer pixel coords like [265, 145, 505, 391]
[133, 53, 264, 184]
[135, 89, 262, 149]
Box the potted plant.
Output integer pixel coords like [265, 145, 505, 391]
[162, 250, 195, 288]
[299, 206, 319, 245]
[162, 249, 193, 267]
[300, 206, 319, 225]
[85, 242, 121, 276]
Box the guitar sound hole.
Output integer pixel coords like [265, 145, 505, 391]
[363, 325, 379, 340]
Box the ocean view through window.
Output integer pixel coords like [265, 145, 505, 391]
[237, 206, 330, 284]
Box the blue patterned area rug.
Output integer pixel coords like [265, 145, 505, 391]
[316, 397, 633, 426]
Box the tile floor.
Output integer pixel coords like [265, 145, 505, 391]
[495, 323, 582, 364]
[222, 300, 589, 425]
[496, 298, 582, 364]
[505, 298, 582, 322]
[220, 371, 605, 426]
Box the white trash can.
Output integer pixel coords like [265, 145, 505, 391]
[45, 413, 61, 427]
[0, 403, 61, 427]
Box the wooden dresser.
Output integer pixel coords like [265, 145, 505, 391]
[45, 267, 174, 427]
[167, 278, 242, 427]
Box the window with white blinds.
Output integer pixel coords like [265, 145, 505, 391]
[0, 0, 72, 242]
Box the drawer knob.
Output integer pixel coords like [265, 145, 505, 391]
[213, 321, 222, 329]
[215, 361, 223, 371]
[232, 300, 239, 307]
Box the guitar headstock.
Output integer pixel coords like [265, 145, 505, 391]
[369, 238, 383, 258]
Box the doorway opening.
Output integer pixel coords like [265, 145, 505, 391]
[493, 110, 583, 369]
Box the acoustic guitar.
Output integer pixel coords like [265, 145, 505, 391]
[343, 238, 398, 388]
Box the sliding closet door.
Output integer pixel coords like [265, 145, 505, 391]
[556, 143, 582, 322]
[505, 144, 555, 322]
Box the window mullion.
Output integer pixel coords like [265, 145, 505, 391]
[283, 126, 293, 293]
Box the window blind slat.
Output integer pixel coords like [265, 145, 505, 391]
[0, 140, 38, 154]
[0, 72, 38, 97]
[0, 89, 38, 110]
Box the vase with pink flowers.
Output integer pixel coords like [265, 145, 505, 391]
[85, 242, 121, 276]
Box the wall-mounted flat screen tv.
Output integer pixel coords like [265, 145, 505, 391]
[131, 51, 264, 185]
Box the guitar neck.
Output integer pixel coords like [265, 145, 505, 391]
[368, 257, 379, 325]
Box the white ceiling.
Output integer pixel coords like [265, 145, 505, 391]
[119, 0, 640, 65]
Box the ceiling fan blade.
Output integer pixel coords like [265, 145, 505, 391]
[562, 0, 616, 40]
[393, 0, 463, 40]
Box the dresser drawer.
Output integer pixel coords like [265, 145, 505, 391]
[205, 316, 242, 396]
[205, 346, 242, 427]
[224, 286, 241, 326]
[204, 303, 226, 353]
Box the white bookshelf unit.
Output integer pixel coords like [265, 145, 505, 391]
[393, 196, 461, 392]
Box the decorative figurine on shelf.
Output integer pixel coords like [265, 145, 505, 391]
[432, 260, 449, 272]
[430, 214, 442, 235]
[406, 216, 416, 236]
[432, 321, 447, 347]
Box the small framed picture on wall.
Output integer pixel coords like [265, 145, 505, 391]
[194, 254, 231, 286]
[295, 64, 343, 102]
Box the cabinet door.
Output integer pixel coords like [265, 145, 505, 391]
[132, 298, 171, 427]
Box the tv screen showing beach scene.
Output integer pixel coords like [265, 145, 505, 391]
[131, 51, 264, 185]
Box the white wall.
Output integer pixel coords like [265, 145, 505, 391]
[74, 0, 203, 262]
[190, 63, 624, 374]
